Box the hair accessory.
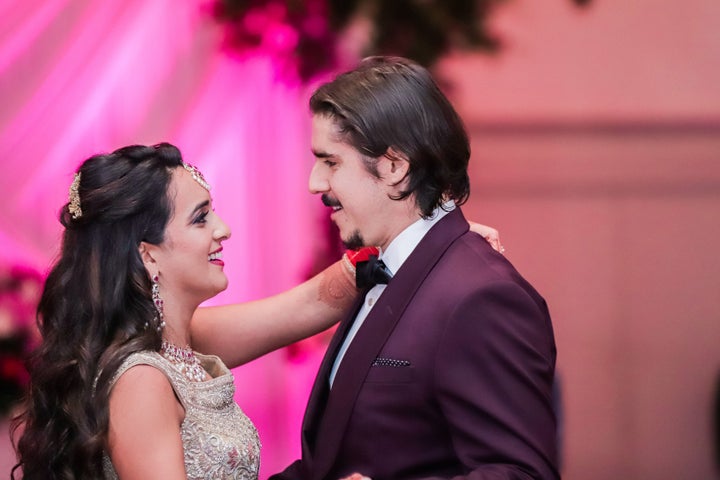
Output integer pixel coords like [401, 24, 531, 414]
[151, 275, 165, 332]
[68, 172, 82, 219]
[160, 340, 206, 382]
[182, 162, 211, 191]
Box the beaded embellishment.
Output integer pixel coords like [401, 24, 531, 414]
[68, 172, 82, 219]
[182, 163, 211, 191]
[160, 340, 206, 382]
[151, 275, 165, 331]
[102, 351, 261, 479]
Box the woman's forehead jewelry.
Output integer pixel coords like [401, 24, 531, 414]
[182, 163, 211, 191]
[68, 172, 82, 219]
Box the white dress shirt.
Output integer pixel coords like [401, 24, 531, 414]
[329, 203, 454, 386]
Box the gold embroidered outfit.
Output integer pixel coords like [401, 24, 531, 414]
[102, 351, 260, 479]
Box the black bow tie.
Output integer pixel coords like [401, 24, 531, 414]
[355, 255, 393, 289]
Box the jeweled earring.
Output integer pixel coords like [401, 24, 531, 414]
[152, 274, 165, 332]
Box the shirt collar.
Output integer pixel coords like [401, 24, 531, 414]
[380, 201, 455, 275]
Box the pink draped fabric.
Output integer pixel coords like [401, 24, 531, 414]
[0, 0, 326, 475]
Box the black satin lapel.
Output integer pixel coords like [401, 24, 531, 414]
[311, 209, 470, 479]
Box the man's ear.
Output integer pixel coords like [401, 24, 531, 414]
[138, 242, 158, 276]
[382, 147, 410, 186]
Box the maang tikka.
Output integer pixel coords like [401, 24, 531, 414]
[182, 163, 211, 191]
[151, 274, 165, 331]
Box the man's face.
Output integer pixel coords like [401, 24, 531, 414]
[309, 114, 399, 250]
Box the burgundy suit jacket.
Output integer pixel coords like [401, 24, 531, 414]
[272, 209, 559, 480]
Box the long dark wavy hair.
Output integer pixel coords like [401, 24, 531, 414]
[11, 143, 184, 479]
[309, 56, 471, 218]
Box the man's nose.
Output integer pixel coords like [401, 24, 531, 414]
[308, 162, 328, 194]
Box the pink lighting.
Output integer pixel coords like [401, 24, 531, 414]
[1, 0, 719, 478]
[0, 1, 320, 476]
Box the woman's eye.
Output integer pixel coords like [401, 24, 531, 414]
[324, 160, 337, 168]
[193, 212, 208, 224]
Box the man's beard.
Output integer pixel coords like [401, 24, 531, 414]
[342, 230, 365, 250]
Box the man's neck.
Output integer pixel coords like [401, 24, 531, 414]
[377, 201, 425, 252]
[379, 203, 454, 274]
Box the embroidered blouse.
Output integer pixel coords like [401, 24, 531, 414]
[102, 350, 260, 479]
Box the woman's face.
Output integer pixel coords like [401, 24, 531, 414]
[145, 167, 231, 310]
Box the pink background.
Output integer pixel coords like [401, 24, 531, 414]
[1, 0, 719, 479]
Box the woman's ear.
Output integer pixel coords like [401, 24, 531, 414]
[138, 242, 158, 276]
[382, 147, 410, 185]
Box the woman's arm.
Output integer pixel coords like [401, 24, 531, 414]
[191, 259, 357, 368]
[191, 223, 502, 369]
[107, 365, 186, 478]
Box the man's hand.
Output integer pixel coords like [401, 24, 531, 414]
[339, 474, 371, 480]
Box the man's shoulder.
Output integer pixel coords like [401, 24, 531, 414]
[432, 229, 546, 301]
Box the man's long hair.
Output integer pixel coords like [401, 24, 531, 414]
[310, 56, 471, 218]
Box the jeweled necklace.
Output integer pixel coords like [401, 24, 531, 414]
[160, 340, 206, 382]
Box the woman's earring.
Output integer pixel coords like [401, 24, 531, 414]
[152, 275, 165, 332]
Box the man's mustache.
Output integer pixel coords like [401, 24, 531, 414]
[321, 194, 341, 208]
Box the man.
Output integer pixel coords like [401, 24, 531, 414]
[271, 56, 559, 480]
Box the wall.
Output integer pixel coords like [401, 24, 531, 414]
[440, 0, 720, 478]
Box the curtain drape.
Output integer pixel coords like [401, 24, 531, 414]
[0, 0, 326, 475]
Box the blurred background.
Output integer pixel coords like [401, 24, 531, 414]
[1, 0, 719, 478]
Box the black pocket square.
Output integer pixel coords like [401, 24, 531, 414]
[372, 357, 411, 367]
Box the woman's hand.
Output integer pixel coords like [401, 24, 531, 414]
[468, 222, 504, 254]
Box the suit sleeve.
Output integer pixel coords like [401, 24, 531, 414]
[429, 280, 560, 480]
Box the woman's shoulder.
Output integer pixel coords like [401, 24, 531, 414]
[105, 353, 186, 477]
[107, 350, 177, 390]
[111, 360, 174, 395]
[108, 351, 186, 411]
[117, 349, 163, 367]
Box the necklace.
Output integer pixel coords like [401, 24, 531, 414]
[160, 340, 206, 382]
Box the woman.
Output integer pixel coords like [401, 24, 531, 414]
[12, 143, 501, 479]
